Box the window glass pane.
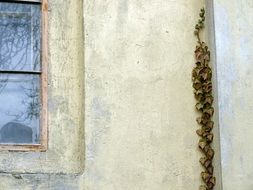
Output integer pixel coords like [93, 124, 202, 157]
[0, 2, 41, 71]
[0, 74, 40, 144]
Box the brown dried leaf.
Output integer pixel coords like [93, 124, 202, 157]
[204, 107, 214, 116]
[206, 148, 215, 159]
[195, 47, 204, 61]
[201, 172, 211, 183]
[195, 89, 203, 95]
[204, 51, 210, 62]
[206, 121, 214, 128]
[207, 177, 216, 189]
[192, 67, 201, 77]
[199, 157, 207, 165]
[206, 133, 214, 142]
[203, 144, 210, 153]
[207, 165, 214, 174]
[203, 126, 212, 132]
[199, 185, 207, 190]
[196, 129, 204, 136]
[201, 73, 208, 80]
[193, 80, 202, 90]
[207, 183, 214, 189]
[204, 96, 213, 105]
[209, 177, 216, 185]
[204, 160, 212, 168]
[196, 61, 202, 67]
[198, 141, 207, 150]
[195, 94, 203, 102]
[196, 117, 202, 124]
[196, 103, 204, 111]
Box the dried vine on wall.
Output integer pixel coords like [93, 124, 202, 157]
[192, 8, 216, 190]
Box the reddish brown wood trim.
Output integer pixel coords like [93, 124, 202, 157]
[39, 0, 48, 152]
[0, 144, 46, 152]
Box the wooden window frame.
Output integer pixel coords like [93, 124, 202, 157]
[0, 0, 48, 152]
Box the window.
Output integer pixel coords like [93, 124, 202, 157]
[0, 0, 47, 151]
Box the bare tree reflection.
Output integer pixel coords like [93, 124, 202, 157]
[0, 3, 41, 143]
[1, 75, 40, 143]
[0, 76, 8, 94]
[8, 78, 40, 122]
[0, 13, 30, 71]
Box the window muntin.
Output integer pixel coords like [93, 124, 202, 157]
[0, 0, 46, 148]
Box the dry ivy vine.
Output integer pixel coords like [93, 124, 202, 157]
[193, 8, 216, 190]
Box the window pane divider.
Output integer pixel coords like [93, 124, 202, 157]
[0, 70, 42, 74]
[0, 0, 41, 4]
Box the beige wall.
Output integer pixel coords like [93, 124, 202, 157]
[0, 0, 227, 189]
[213, 0, 253, 189]
[83, 0, 213, 189]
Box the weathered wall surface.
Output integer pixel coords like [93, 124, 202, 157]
[83, 0, 210, 189]
[0, 0, 85, 188]
[0, 0, 225, 189]
[213, 0, 253, 189]
[0, 0, 85, 174]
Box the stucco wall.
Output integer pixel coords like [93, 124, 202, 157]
[213, 0, 253, 189]
[0, 0, 226, 189]
[83, 0, 212, 189]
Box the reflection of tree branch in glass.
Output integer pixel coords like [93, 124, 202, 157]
[0, 3, 41, 144]
[19, 79, 40, 121]
[5, 77, 40, 122]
